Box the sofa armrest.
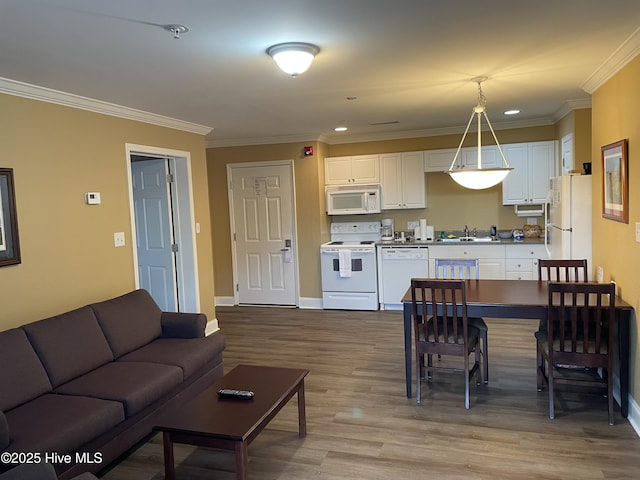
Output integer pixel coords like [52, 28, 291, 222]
[0, 411, 8, 451]
[160, 312, 206, 338]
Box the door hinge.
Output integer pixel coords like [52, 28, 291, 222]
[171, 244, 179, 252]
[166, 174, 174, 183]
[236, 283, 239, 292]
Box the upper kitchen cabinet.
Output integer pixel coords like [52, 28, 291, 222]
[424, 146, 500, 173]
[502, 141, 556, 205]
[325, 154, 380, 185]
[380, 151, 426, 209]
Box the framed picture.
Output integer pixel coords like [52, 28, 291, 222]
[601, 139, 629, 223]
[0, 168, 21, 267]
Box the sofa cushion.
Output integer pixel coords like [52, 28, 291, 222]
[0, 329, 52, 412]
[0, 411, 8, 451]
[117, 333, 226, 379]
[22, 306, 113, 388]
[4, 394, 124, 455]
[54, 362, 182, 416]
[0, 462, 58, 480]
[90, 290, 162, 358]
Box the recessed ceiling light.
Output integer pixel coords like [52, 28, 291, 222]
[504, 109, 520, 115]
[334, 126, 348, 132]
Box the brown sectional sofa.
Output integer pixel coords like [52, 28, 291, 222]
[0, 289, 226, 479]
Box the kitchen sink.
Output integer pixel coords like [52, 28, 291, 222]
[437, 236, 500, 243]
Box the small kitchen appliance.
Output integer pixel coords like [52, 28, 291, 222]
[325, 184, 381, 215]
[381, 219, 394, 241]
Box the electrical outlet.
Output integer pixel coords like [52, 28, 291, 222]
[407, 221, 419, 229]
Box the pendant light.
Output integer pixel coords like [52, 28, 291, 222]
[267, 42, 320, 77]
[447, 78, 512, 190]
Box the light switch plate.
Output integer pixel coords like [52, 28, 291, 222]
[114, 232, 125, 247]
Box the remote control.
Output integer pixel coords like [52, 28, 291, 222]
[217, 388, 255, 400]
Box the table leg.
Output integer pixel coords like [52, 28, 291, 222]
[297, 380, 307, 437]
[234, 441, 249, 480]
[162, 432, 176, 480]
[618, 309, 630, 418]
[403, 301, 412, 398]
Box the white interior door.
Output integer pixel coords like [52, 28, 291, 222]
[132, 158, 177, 311]
[229, 162, 297, 306]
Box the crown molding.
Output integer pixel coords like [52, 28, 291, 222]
[582, 27, 640, 94]
[553, 98, 592, 122]
[205, 132, 324, 148]
[0, 77, 213, 136]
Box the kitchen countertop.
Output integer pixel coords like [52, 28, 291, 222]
[377, 238, 545, 247]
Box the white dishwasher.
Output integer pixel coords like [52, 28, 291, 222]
[377, 246, 429, 310]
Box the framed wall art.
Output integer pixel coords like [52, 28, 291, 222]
[0, 168, 21, 266]
[601, 139, 629, 223]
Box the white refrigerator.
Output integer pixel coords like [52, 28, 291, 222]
[547, 175, 592, 271]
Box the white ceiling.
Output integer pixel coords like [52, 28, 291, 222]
[1, 1, 639, 147]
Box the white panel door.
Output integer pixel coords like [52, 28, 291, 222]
[230, 163, 296, 305]
[132, 159, 177, 311]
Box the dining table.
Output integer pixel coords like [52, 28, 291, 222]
[401, 279, 634, 418]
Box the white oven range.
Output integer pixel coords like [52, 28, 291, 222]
[320, 221, 381, 310]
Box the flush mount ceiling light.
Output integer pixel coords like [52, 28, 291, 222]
[447, 77, 513, 190]
[267, 42, 320, 77]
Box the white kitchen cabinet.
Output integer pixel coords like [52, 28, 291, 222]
[424, 148, 456, 172]
[380, 151, 426, 209]
[424, 146, 500, 173]
[502, 141, 556, 205]
[505, 244, 548, 280]
[325, 155, 379, 185]
[460, 145, 501, 169]
[428, 245, 506, 279]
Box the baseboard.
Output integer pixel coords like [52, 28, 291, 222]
[613, 373, 639, 436]
[215, 296, 235, 307]
[215, 296, 324, 309]
[205, 319, 219, 335]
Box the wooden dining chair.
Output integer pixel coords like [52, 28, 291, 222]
[410, 278, 482, 409]
[434, 258, 489, 383]
[535, 281, 616, 424]
[538, 259, 589, 282]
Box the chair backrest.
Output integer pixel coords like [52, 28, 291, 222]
[546, 281, 615, 367]
[538, 259, 588, 282]
[410, 278, 470, 346]
[434, 258, 479, 280]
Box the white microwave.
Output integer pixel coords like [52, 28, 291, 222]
[326, 184, 382, 215]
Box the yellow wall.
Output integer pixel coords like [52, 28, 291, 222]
[0, 94, 215, 330]
[207, 125, 560, 298]
[591, 54, 640, 401]
[206, 141, 328, 298]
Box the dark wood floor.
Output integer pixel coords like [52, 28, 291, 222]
[101, 306, 640, 479]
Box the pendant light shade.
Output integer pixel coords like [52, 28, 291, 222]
[267, 42, 320, 77]
[447, 78, 512, 190]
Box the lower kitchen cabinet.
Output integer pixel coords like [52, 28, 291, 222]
[428, 245, 506, 280]
[505, 244, 547, 280]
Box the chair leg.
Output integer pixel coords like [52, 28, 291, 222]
[416, 352, 422, 404]
[464, 353, 470, 409]
[481, 331, 488, 383]
[548, 367, 555, 420]
[607, 368, 614, 426]
[536, 342, 544, 392]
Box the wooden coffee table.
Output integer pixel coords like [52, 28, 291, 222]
[154, 364, 309, 480]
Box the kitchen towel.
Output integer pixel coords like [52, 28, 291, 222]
[338, 249, 352, 278]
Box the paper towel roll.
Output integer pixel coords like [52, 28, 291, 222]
[419, 219, 427, 228]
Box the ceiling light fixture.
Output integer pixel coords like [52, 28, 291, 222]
[447, 77, 513, 190]
[267, 42, 320, 77]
